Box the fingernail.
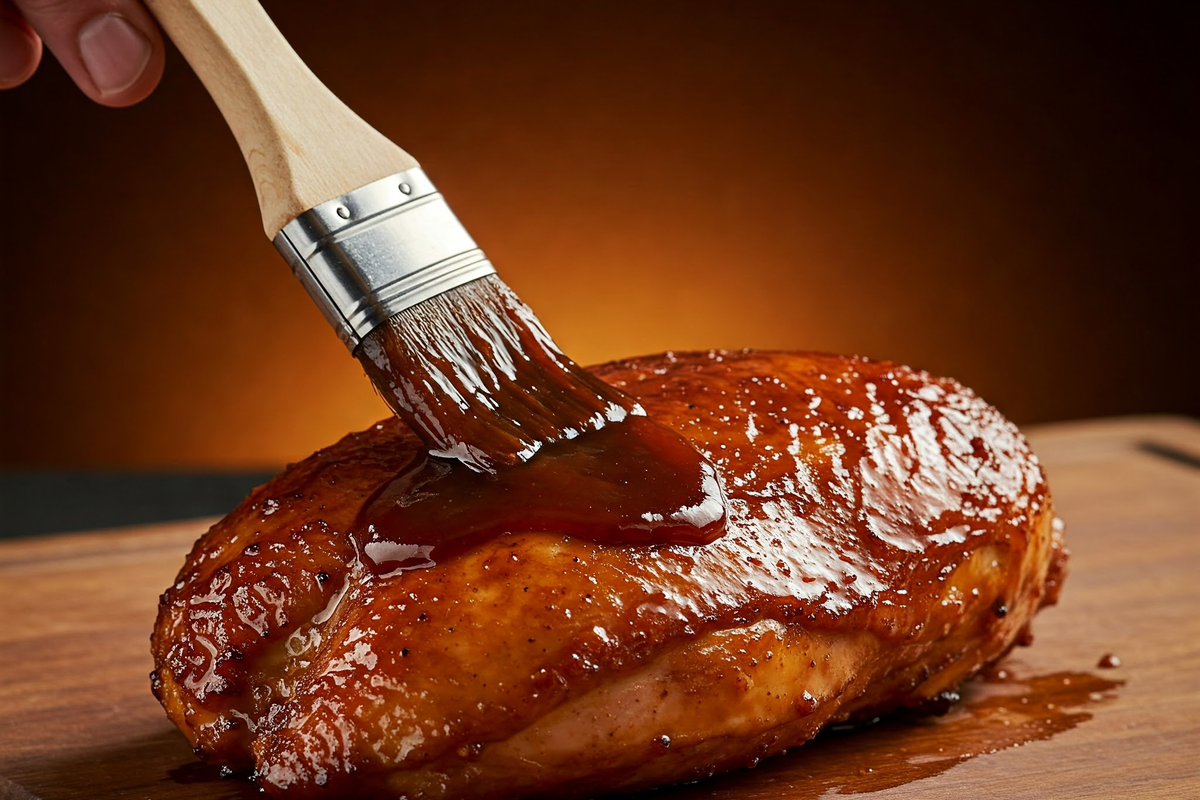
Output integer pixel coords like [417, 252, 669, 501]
[0, 22, 40, 88]
[78, 13, 151, 97]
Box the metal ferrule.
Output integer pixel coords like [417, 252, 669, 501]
[273, 167, 496, 351]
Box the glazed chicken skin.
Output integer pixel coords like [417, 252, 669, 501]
[151, 350, 1066, 798]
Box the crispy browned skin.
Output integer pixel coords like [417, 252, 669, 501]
[151, 351, 1066, 798]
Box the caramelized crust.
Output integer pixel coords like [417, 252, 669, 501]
[151, 350, 1066, 798]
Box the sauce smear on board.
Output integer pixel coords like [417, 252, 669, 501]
[638, 664, 1124, 799]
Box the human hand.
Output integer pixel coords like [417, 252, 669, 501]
[1, 0, 164, 106]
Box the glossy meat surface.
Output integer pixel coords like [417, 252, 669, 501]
[151, 350, 1066, 798]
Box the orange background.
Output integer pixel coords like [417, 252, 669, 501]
[1, 1, 1195, 468]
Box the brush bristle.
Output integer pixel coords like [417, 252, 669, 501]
[356, 275, 645, 473]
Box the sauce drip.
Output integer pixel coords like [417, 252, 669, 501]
[355, 415, 727, 575]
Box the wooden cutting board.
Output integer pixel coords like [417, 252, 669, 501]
[2, 416, 1197, 799]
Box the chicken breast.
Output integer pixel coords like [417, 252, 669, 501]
[151, 350, 1066, 798]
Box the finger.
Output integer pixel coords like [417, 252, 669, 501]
[13, 0, 164, 107]
[0, 0, 42, 89]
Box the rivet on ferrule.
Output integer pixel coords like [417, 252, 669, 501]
[273, 168, 497, 351]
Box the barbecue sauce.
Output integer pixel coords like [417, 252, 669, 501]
[355, 415, 727, 576]
[357, 276, 646, 473]
[645, 666, 1124, 799]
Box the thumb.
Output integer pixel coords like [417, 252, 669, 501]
[10, 0, 164, 106]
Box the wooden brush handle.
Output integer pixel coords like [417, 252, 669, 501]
[142, 0, 419, 238]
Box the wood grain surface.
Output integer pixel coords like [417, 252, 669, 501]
[1, 416, 1197, 799]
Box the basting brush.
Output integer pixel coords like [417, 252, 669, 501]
[142, 0, 642, 472]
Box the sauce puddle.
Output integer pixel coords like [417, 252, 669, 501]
[639, 661, 1124, 798]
